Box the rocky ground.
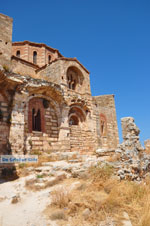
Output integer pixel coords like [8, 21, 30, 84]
[0, 117, 149, 226]
[0, 150, 133, 226]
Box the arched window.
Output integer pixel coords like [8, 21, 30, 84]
[28, 98, 45, 133]
[68, 105, 86, 127]
[69, 115, 79, 126]
[67, 67, 83, 91]
[32, 108, 41, 131]
[100, 114, 107, 136]
[48, 55, 51, 63]
[67, 73, 77, 90]
[33, 51, 37, 64]
[16, 50, 20, 58]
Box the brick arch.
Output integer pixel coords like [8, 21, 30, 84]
[27, 96, 59, 142]
[68, 105, 86, 126]
[26, 94, 61, 127]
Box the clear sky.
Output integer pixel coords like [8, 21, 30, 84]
[1, 0, 150, 145]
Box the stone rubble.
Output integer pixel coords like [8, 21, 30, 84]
[110, 117, 150, 181]
[93, 117, 150, 182]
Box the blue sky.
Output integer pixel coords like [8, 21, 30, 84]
[1, 0, 150, 144]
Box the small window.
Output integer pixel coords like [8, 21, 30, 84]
[32, 108, 41, 131]
[33, 51, 37, 64]
[48, 55, 51, 63]
[100, 114, 107, 136]
[16, 50, 20, 58]
[101, 120, 105, 135]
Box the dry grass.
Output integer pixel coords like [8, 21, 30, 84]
[45, 164, 150, 226]
[51, 188, 72, 208]
[45, 174, 66, 188]
[89, 163, 114, 182]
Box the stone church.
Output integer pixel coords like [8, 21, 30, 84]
[0, 13, 119, 155]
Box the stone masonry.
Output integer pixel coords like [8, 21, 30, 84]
[0, 13, 119, 164]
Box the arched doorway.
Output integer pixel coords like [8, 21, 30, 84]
[68, 104, 86, 151]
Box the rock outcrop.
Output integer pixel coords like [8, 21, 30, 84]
[144, 139, 150, 153]
[115, 117, 150, 181]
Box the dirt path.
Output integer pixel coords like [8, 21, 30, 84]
[0, 176, 56, 226]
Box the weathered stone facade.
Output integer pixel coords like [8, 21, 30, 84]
[0, 13, 119, 159]
[0, 14, 12, 67]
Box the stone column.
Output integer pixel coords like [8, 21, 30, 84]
[9, 92, 27, 154]
[59, 106, 70, 140]
[58, 106, 70, 151]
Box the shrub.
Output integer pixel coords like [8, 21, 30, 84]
[36, 174, 44, 179]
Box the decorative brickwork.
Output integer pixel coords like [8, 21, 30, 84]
[12, 41, 62, 67]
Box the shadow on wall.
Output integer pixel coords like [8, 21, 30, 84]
[0, 92, 18, 182]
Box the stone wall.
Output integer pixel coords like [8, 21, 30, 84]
[11, 57, 38, 77]
[92, 95, 119, 149]
[70, 125, 97, 153]
[38, 59, 62, 84]
[0, 13, 13, 67]
[38, 59, 91, 95]
[0, 94, 10, 153]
